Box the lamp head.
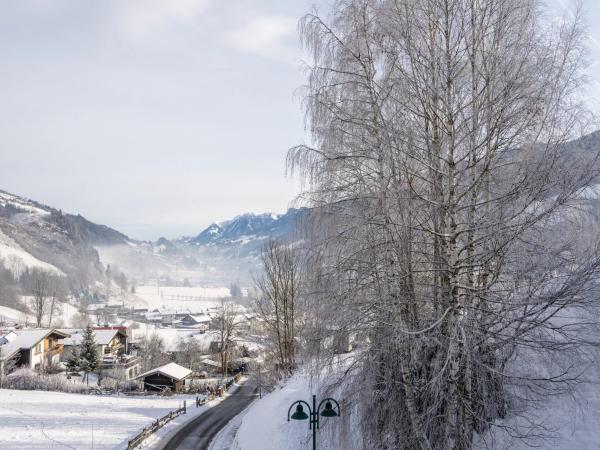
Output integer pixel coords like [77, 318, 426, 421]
[320, 401, 338, 417]
[291, 403, 309, 420]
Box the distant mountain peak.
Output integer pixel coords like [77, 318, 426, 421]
[182, 208, 307, 247]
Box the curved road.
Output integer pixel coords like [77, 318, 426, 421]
[156, 381, 258, 450]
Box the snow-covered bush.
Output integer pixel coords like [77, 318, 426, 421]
[99, 376, 138, 392]
[3, 368, 92, 393]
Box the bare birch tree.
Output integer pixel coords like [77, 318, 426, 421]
[289, 1, 600, 449]
[216, 298, 240, 377]
[254, 238, 303, 375]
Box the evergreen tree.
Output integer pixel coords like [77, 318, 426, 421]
[65, 347, 82, 374]
[79, 325, 100, 385]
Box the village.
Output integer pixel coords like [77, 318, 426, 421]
[0, 285, 266, 396]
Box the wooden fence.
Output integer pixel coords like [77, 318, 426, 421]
[126, 401, 186, 449]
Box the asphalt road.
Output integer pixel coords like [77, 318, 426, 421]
[157, 381, 258, 450]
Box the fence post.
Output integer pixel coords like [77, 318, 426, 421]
[184, 400, 186, 414]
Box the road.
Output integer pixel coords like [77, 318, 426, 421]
[156, 381, 258, 450]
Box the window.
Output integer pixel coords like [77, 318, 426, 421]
[34, 343, 42, 354]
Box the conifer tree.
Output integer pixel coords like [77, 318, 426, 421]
[79, 325, 100, 385]
[65, 347, 81, 374]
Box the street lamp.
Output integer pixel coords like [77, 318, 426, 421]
[287, 394, 341, 450]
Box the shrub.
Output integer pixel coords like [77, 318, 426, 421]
[3, 368, 92, 393]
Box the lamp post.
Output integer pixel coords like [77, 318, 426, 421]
[287, 395, 340, 450]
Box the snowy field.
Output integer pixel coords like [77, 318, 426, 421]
[0, 305, 34, 324]
[130, 325, 220, 351]
[132, 285, 230, 312]
[0, 389, 196, 450]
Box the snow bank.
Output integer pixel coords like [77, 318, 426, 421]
[232, 366, 360, 450]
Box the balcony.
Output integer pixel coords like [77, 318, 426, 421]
[47, 344, 64, 355]
[100, 354, 140, 369]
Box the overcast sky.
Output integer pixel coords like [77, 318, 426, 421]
[0, 0, 598, 240]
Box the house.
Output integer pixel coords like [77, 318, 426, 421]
[93, 325, 130, 352]
[180, 314, 211, 332]
[61, 328, 127, 359]
[137, 362, 192, 392]
[0, 329, 70, 371]
[100, 354, 142, 381]
[144, 311, 163, 324]
[248, 315, 266, 335]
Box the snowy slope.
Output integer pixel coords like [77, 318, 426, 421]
[233, 365, 600, 450]
[0, 305, 34, 324]
[0, 229, 63, 275]
[232, 366, 361, 450]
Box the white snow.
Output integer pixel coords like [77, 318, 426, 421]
[0, 389, 198, 450]
[138, 362, 192, 381]
[0, 305, 34, 324]
[0, 192, 50, 217]
[133, 285, 230, 312]
[130, 325, 219, 352]
[232, 363, 600, 450]
[0, 230, 63, 276]
[232, 371, 342, 450]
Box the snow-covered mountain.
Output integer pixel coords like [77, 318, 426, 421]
[182, 208, 308, 247]
[0, 190, 126, 286]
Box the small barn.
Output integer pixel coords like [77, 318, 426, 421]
[137, 362, 192, 393]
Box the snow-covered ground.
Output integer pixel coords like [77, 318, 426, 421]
[232, 365, 360, 450]
[232, 363, 600, 450]
[0, 229, 63, 276]
[0, 305, 34, 324]
[0, 389, 198, 450]
[132, 285, 230, 312]
[130, 325, 219, 352]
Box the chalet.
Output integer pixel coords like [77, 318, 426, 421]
[137, 362, 192, 393]
[180, 314, 210, 332]
[0, 329, 70, 371]
[61, 328, 127, 359]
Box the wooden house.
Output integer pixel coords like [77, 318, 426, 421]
[136, 362, 192, 393]
[0, 329, 70, 371]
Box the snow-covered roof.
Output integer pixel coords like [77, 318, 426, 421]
[199, 357, 220, 367]
[137, 362, 192, 381]
[0, 329, 70, 359]
[61, 329, 124, 346]
[185, 314, 211, 323]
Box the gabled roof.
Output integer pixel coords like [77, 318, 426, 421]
[137, 362, 192, 381]
[184, 314, 211, 323]
[0, 329, 70, 360]
[61, 329, 125, 346]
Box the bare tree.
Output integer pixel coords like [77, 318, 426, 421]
[216, 298, 240, 377]
[289, 1, 600, 449]
[29, 269, 50, 328]
[254, 238, 303, 376]
[47, 276, 67, 328]
[175, 336, 203, 372]
[139, 332, 169, 371]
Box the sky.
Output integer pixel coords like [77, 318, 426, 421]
[0, 0, 598, 240]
